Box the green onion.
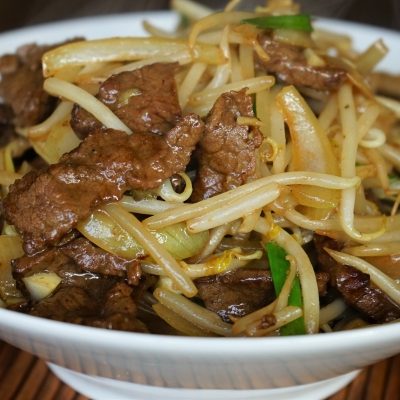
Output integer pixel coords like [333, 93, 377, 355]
[266, 242, 306, 335]
[179, 14, 190, 29]
[242, 14, 313, 32]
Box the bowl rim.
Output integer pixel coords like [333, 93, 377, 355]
[1, 307, 399, 356]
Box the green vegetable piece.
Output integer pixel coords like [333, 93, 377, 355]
[242, 14, 313, 33]
[266, 242, 306, 335]
[179, 14, 190, 29]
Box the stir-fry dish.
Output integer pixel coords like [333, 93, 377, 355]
[0, 0, 399, 337]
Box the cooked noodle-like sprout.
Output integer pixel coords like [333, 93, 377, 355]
[44, 77, 132, 134]
[109, 53, 192, 76]
[364, 148, 389, 190]
[142, 20, 184, 39]
[145, 172, 359, 230]
[156, 173, 193, 203]
[376, 95, 400, 118]
[379, 144, 400, 170]
[259, 137, 279, 163]
[20, 101, 74, 140]
[343, 242, 400, 257]
[356, 104, 380, 142]
[154, 288, 232, 336]
[238, 209, 262, 234]
[232, 300, 277, 335]
[359, 128, 386, 148]
[171, 0, 212, 20]
[326, 249, 400, 306]
[392, 194, 400, 216]
[239, 43, 255, 79]
[152, 303, 214, 336]
[246, 306, 303, 336]
[189, 75, 275, 106]
[270, 103, 287, 174]
[120, 196, 185, 215]
[187, 183, 281, 232]
[338, 83, 385, 242]
[194, 222, 233, 262]
[188, 11, 256, 48]
[318, 94, 337, 132]
[178, 62, 207, 108]
[356, 39, 388, 75]
[319, 299, 347, 326]
[181, 248, 263, 278]
[282, 208, 341, 231]
[104, 203, 197, 297]
[274, 255, 297, 312]
[236, 116, 264, 127]
[42, 37, 224, 77]
[224, 0, 241, 12]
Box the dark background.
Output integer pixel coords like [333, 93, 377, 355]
[0, 0, 399, 33]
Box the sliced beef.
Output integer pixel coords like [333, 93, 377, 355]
[0, 40, 81, 127]
[4, 115, 203, 254]
[14, 237, 147, 332]
[314, 235, 400, 323]
[29, 286, 99, 321]
[191, 89, 262, 201]
[71, 63, 181, 139]
[0, 44, 53, 127]
[195, 268, 275, 322]
[29, 283, 148, 332]
[13, 237, 141, 281]
[316, 271, 330, 297]
[257, 35, 347, 91]
[62, 237, 142, 279]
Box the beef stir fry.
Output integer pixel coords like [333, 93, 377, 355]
[0, 0, 399, 337]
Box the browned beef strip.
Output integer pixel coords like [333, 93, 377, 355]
[0, 40, 81, 127]
[314, 235, 400, 323]
[62, 237, 141, 278]
[195, 268, 275, 322]
[13, 237, 147, 331]
[29, 283, 148, 332]
[71, 63, 181, 139]
[195, 267, 331, 322]
[316, 271, 330, 297]
[191, 89, 262, 202]
[257, 35, 347, 91]
[29, 286, 99, 320]
[13, 237, 140, 280]
[4, 115, 203, 254]
[0, 44, 52, 127]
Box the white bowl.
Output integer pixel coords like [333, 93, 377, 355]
[0, 307, 399, 400]
[1, 12, 400, 400]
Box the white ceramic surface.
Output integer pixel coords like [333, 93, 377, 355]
[0, 12, 400, 400]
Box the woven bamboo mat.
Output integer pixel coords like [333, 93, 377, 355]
[0, 341, 399, 400]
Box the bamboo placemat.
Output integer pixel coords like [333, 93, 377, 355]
[0, 340, 398, 400]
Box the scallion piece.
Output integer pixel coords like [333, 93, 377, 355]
[242, 14, 313, 32]
[266, 242, 306, 335]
